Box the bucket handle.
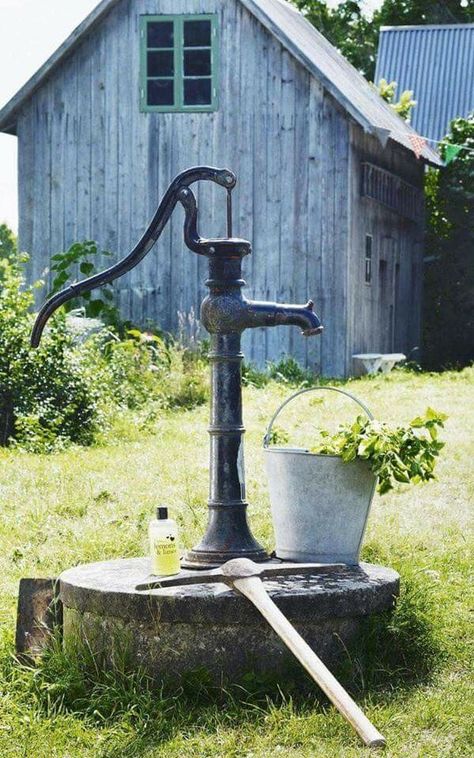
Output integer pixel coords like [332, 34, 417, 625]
[263, 386, 374, 448]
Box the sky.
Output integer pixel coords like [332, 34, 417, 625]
[0, 0, 382, 233]
[0, 0, 99, 232]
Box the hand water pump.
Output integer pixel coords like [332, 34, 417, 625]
[31, 166, 323, 569]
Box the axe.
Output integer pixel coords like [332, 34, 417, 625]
[136, 558, 386, 748]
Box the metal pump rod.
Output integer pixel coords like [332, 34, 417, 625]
[31, 166, 323, 568]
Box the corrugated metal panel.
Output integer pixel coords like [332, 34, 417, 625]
[375, 24, 474, 142]
[0, 0, 441, 164]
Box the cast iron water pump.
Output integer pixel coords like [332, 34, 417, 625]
[31, 167, 323, 568]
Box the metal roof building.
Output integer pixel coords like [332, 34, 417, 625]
[375, 24, 474, 142]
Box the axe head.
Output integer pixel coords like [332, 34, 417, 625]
[135, 558, 344, 592]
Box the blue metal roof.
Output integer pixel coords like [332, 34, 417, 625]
[375, 24, 474, 142]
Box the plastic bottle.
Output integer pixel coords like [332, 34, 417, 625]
[149, 507, 180, 576]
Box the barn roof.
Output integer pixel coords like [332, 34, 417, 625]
[375, 24, 474, 142]
[0, 0, 441, 165]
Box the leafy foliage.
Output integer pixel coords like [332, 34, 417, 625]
[0, 223, 17, 265]
[291, 1, 378, 78]
[50, 241, 119, 324]
[378, 78, 416, 121]
[311, 407, 447, 494]
[291, 1, 473, 79]
[268, 356, 314, 385]
[101, 328, 209, 412]
[0, 236, 209, 451]
[424, 114, 474, 368]
[0, 252, 103, 451]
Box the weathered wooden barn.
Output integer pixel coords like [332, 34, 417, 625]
[0, 0, 442, 376]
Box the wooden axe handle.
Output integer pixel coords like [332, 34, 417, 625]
[232, 575, 386, 749]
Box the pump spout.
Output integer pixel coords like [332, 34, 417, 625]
[201, 292, 323, 337]
[245, 299, 323, 336]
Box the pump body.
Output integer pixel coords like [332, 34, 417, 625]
[32, 167, 322, 568]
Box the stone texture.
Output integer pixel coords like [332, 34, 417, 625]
[60, 558, 399, 681]
[16, 578, 62, 660]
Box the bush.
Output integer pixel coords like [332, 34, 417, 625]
[423, 115, 474, 369]
[101, 329, 209, 411]
[0, 253, 103, 451]
[50, 240, 119, 325]
[0, 232, 209, 452]
[268, 356, 314, 385]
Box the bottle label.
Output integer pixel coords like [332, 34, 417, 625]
[151, 537, 180, 576]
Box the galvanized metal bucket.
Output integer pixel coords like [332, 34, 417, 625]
[263, 387, 377, 565]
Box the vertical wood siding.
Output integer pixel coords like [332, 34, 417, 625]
[18, 0, 356, 375]
[347, 124, 425, 369]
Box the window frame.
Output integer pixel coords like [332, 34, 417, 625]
[140, 14, 219, 113]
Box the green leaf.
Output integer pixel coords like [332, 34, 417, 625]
[87, 300, 104, 317]
[80, 262, 95, 275]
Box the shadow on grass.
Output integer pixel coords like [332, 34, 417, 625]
[0, 560, 446, 758]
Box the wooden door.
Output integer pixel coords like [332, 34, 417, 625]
[378, 236, 399, 352]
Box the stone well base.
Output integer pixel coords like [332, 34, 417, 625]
[60, 558, 399, 681]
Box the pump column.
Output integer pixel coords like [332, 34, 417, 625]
[183, 258, 268, 568]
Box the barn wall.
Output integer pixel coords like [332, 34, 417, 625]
[17, 0, 352, 376]
[346, 125, 425, 369]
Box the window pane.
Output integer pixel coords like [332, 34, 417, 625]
[148, 79, 174, 106]
[184, 49, 211, 76]
[147, 21, 174, 48]
[148, 50, 174, 77]
[184, 78, 212, 105]
[184, 19, 211, 47]
[365, 235, 372, 259]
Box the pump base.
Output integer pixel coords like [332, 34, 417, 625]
[59, 558, 399, 683]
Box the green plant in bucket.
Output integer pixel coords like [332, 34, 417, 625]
[311, 408, 447, 494]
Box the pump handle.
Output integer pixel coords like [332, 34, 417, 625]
[31, 166, 236, 347]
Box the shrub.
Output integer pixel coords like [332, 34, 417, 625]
[424, 114, 474, 369]
[0, 223, 17, 266]
[0, 232, 209, 451]
[49, 240, 120, 325]
[101, 329, 209, 412]
[0, 253, 103, 451]
[268, 356, 313, 385]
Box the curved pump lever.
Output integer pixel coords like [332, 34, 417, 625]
[31, 166, 236, 347]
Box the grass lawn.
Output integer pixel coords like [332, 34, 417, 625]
[0, 367, 472, 757]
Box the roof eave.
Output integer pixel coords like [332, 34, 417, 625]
[0, 0, 119, 134]
[240, 0, 373, 132]
[240, 0, 441, 167]
[389, 136, 443, 168]
[0, 0, 444, 168]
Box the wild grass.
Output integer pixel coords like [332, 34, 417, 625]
[0, 366, 472, 757]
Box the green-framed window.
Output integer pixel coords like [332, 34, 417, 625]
[140, 14, 219, 113]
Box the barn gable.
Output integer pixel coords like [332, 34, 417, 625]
[0, 0, 435, 376]
[0, 0, 441, 167]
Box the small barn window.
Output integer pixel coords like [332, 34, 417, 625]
[365, 235, 373, 284]
[140, 15, 218, 112]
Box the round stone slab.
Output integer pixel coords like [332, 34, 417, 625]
[60, 558, 399, 681]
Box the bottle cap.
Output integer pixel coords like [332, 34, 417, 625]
[156, 507, 168, 520]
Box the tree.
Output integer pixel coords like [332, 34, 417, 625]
[0, 223, 17, 262]
[423, 115, 474, 368]
[291, 1, 378, 78]
[291, 1, 474, 79]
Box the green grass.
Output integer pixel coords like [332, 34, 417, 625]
[0, 367, 473, 757]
